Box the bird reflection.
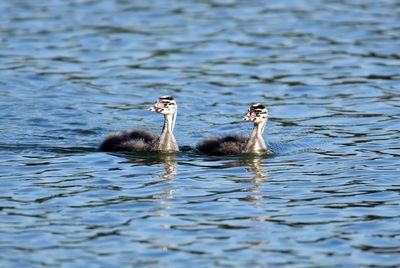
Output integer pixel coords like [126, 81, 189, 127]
[157, 154, 177, 181]
[128, 153, 177, 202]
[241, 156, 267, 202]
[126, 153, 177, 181]
[243, 155, 267, 185]
[202, 155, 267, 202]
[222, 155, 267, 202]
[220, 155, 267, 183]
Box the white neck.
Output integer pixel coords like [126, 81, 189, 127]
[171, 106, 177, 132]
[157, 112, 179, 152]
[245, 121, 267, 153]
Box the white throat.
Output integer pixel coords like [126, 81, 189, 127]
[157, 111, 179, 152]
[245, 121, 267, 153]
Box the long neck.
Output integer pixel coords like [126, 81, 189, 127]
[162, 113, 174, 133]
[157, 113, 179, 152]
[245, 121, 267, 153]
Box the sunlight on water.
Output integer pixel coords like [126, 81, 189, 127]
[0, 0, 399, 267]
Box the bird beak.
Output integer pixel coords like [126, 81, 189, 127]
[148, 105, 156, 112]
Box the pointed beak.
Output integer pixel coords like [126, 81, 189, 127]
[148, 105, 156, 112]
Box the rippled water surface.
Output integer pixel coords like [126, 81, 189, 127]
[1, 0, 400, 267]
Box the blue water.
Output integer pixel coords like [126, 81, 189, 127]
[1, 0, 400, 267]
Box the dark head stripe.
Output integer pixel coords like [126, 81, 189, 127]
[159, 96, 174, 100]
[162, 101, 175, 106]
[251, 103, 265, 109]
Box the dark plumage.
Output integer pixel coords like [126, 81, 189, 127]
[159, 96, 174, 101]
[99, 95, 180, 153]
[197, 103, 269, 156]
[196, 135, 248, 156]
[99, 130, 157, 152]
[251, 103, 265, 110]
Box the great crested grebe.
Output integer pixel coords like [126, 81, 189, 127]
[99, 96, 179, 152]
[196, 103, 268, 155]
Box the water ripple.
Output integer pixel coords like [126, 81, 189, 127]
[1, 0, 400, 267]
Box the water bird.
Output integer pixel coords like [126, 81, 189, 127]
[99, 96, 179, 152]
[196, 103, 269, 155]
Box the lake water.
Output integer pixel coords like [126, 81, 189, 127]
[1, 0, 399, 267]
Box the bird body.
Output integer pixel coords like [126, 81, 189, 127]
[99, 96, 179, 153]
[99, 129, 157, 152]
[197, 104, 269, 156]
[196, 135, 248, 156]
